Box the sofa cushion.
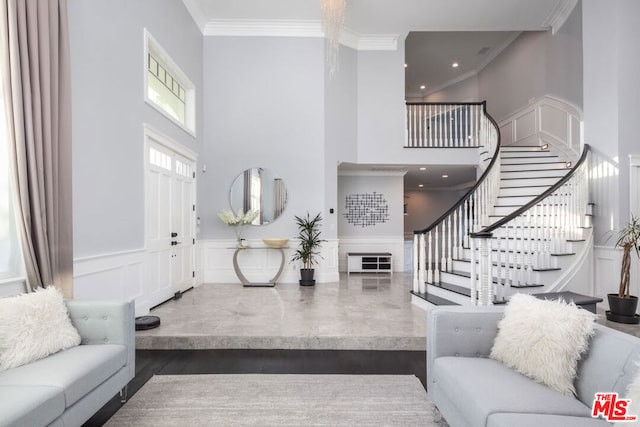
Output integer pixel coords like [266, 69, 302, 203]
[487, 413, 610, 427]
[0, 344, 126, 408]
[0, 287, 81, 372]
[0, 384, 65, 427]
[433, 357, 591, 426]
[576, 324, 640, 406]
[490, 293, 595, 396]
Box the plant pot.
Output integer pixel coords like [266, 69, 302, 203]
[607, 294, 639, 319]
[299, 268, 315, 286]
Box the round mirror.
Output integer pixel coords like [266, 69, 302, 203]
[229, 168, 288, 225]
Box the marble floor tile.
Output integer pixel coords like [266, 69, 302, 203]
[136, 272, 427, 351]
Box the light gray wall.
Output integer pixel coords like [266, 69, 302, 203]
[422, 75, 480, 103]
[69, 0, 202, 258]
[338, 175, 404, 238]
[414, 5, 582, 122]
[356, 42, 408, 164]
[546, 2, 583, 109]
[583, 0, 640, 239]
[201, 36, 326, 242]
[325, 46, 359, 239]
[478, 31, 547, 121]
[403, 189, 468, 238]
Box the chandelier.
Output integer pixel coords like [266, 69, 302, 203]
[320, 0, 346, 77]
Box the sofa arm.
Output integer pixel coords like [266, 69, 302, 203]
[427, 306, 504, 386]
[65, 299, 135, 380]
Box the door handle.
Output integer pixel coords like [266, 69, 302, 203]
[171, 241, 181, 246]
[171, 232, 178, 238]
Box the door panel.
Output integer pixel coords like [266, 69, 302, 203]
[146, 140, 195, 309]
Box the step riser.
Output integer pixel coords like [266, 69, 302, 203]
[501, 169, 568, 179]
[501, 177, 563, 187]
[501, 145, 546, 152]
[501, 163, 568, 172]
[440, 270, 547, 290]
[499, 186, 552, 197]
[426, 284, 473, 305]
[499, 155, 558, 164]
[500, 151, 557, 159]
[495, 196, 537, 206]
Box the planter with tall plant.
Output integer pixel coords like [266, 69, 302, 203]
[291, 212, 324, 286]
[607, 215, 640, 323]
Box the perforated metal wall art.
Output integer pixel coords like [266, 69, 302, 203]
[344, 192, 389, 227]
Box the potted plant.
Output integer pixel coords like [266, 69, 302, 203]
[607, 215, 640, 323]
[291, 212, 324, 286]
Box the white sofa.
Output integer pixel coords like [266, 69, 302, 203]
[427, 306, 640, 427]
[0, 300, 135, 427]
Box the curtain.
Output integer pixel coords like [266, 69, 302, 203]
[0, 0, 73, 297]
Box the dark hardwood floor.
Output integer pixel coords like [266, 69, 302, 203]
[83, 349, 426, 426]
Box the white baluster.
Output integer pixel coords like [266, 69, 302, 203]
[427, 231, 433, 284]
[434, 224, 440, 283]
[413, 234, 420, 293]
[419, 233, 426, 293]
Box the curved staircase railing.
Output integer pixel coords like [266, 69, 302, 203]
[411, 102, 501, 294]
[469, 144, 591, 305]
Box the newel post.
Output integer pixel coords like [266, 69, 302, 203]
[470, 231, 494, 306]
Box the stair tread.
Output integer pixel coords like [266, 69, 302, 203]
[410, 291, 459, 306]
[510, 283, 545, 288]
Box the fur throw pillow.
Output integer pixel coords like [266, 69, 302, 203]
[0, 287, 81, 372]
[490, 293, 596, 396]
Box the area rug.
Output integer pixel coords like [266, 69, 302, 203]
[105, 374, 449, 426]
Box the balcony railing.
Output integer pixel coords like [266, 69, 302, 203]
[406, 102, 486, 148]
[412, 102, 501, 293]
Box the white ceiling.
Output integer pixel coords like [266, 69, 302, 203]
[184, 0, 577, 191]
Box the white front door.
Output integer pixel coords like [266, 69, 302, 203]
[145, 131, 196, 309]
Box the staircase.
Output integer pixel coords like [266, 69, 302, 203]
[408, 102, 592, 307]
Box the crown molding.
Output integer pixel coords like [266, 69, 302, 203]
[541, 0, 579, 34]
[203, 19, 322, 38]
[182, 0, 208, 33]
[199, 18, 398, 51]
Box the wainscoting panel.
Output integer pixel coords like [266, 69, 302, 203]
[338, 238, 405, 273]
[514, 109, 536, 142]
[498, 96, 582, 160]
[594, 246, 621, 311]
[73, 250, 148, 315]
[201, 239, 339, 284]
[499, 121, 514, 146]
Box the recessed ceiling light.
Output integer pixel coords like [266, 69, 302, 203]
[419, 167, 426, 171]
[442, 174, 449, 178]
[420, 85, 426, 90]
[404, 63, 408, 68]
[418, 184, 424, 188]
[452, 62, 459, 68]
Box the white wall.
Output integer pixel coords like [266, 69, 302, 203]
[404, 189, 468, 239]
[337, 173, 405, 272]
[69, 0, 202, 257]
[422, 75, 480, 103]
[325, 46, 359, 240]
[68, 0, 203, 309]
[200, 36, 326, 243]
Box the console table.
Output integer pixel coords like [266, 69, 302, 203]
[232, 247, 286, 287]
[347, 252, 393, 274]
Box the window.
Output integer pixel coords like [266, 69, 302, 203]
[144, 30, 196, 136]
[0, 70, 25, 282]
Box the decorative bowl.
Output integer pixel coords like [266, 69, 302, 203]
[262, 238, 289, 248]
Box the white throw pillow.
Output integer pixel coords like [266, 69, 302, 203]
[0, 286, 81, 372]
[616, 363, 640, 426]
[489, 293, 596, 397]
